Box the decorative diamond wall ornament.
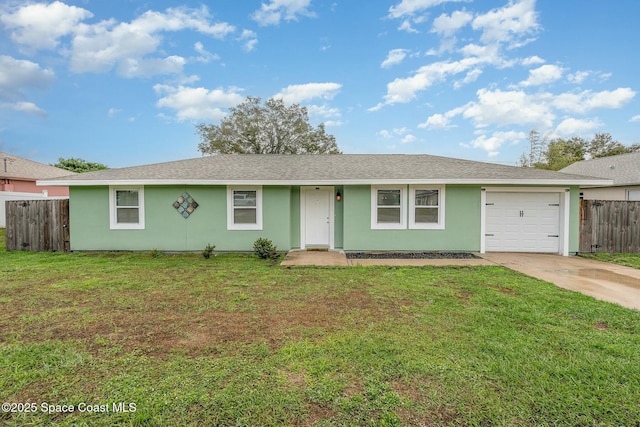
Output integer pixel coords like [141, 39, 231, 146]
[172, 192, 199, 218]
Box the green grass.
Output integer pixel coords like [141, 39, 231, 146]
[1, 229, 639, 426]
[580, 252, 640, 269]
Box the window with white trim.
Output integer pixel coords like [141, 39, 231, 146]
[409, 185, 445, 229]
[371, 186, 406, 229]
[227, 186, 262, 230]
[110, 187, 145, 229]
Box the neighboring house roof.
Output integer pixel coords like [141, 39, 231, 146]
[38, 154, 611, 186]
[560, 151, 640, 186]
[0, 152, 76, 181]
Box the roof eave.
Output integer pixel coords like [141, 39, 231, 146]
[37, 178, 614, 187]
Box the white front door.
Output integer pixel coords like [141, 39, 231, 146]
[302, 187, 333, 248]
[485, 192, 561, 253]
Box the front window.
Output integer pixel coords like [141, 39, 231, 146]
[110, 187, 145, 229]
[371, 186, 406, 229]
[227, 186, 262, 230]
[409, 186, 444, 229]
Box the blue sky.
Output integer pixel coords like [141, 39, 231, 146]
[1, 0, 639, 168]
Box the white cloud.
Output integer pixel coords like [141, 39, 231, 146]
[388, 0, 465, 19]
[252, 0, 315, 26]
[471, 130, 526, 152]
[552, 88, 636, 114]
[454, 68, 482, 89]
[427, 87, 634, 135]
[398, 19, 420, 33]
[307, 104, 341, 119]
[378, 127, 410, 138]
[370, 56, 492, 110]
[521, 55, 545, 66]
[554, 118, 602, 135]
[194, 42, 220, 63]
[0, 55, 55, 95]
[0, 55, 54, 115]
[419, 113, 450, 129]
[69, 6, 235, 77]
[431, 10, 473, 37]
[0, 1, 92, 50]
[381, 49, 409, 68]
[238, 30, 258, 52]
[154, 84, 245, 121]
[107, 108, 121, 118]
[121, 56, 187, 78]
[1, 4, 235, 78]
[458, 43, 502, 62]
[274, 83, 341, 104]
[462, 88, 555, 129]
[401, 134, 416, 144]
[598, 72, 612, 82]
[520, 64, 564, 87]
[472, 0, 539, 46]
[124, 7, 235, 38]
[423, 85, 635, 155]
[630, 115, 640, 123]
[1, 101, 47, 116]
[567, 71, 590, 84]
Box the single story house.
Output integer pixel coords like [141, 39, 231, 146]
[38, 154, 610, 255]
[1, 152, 75, 227]
[560, 151, 640, 201]
[1, 152, 74, 196]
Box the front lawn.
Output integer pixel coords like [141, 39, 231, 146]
[1, 230, 639, 426]
[580, 252, 640, 269]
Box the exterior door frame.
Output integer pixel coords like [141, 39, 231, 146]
[480, 187, 570, 256]
[300, 186, 335, 249]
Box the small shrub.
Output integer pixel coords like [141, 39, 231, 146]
[149, 248, 161, 259]
[253, 238, 278, 260]
[202, 243, 216, 259]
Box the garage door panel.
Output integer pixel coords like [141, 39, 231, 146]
[485, 192, 561, 253]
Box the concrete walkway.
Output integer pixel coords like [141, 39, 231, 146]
[480, 252, 640, 310]
[281, 250, 350, 266]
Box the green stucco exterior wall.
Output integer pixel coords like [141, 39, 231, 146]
[342, 185, 481, 251]
[69, 184, 581, 253]
[69, 185, 295, 251]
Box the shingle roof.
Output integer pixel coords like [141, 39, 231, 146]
[0, 152, 76, 180]
[38, 154, 610, 186]
[560, 151, 640, 186]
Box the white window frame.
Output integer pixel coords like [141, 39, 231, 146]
[409, 185, 445, 229]
[109, 186, 145, 230]
[227, 186, 263, 230]
[371, 185, 406, 229]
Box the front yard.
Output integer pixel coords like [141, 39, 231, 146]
[1, 231, 639, 426]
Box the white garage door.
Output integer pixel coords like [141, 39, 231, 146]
[485, 192, 561, 253]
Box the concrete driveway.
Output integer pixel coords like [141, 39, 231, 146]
[480, 253, 640, 310]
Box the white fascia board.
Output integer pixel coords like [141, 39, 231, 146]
[38, 178, 614, 187]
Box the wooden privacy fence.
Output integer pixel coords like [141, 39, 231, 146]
[5, 199, 70, 252]
[580, 199, 640, 253]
